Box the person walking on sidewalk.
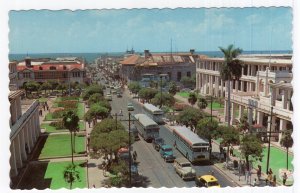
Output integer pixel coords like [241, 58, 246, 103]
[282, 172, 288, 186]
[272, 175, 276, 187]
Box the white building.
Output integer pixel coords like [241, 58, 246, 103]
[196, 54, 293, 142]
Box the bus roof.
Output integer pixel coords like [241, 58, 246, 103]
[172, 126, 209, 146]
[134, 114, 158, 127]
[144, 103, 163, 113]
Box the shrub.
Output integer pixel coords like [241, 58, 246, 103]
[49, 121, 65, 130]
[57, 100, 78, 108]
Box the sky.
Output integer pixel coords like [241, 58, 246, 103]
[9, 7, 292, 53]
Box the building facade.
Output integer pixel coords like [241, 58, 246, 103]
[16, 57, 90, 87]
[9, 90, 41, 178]
[119, 50, 197, 84]
[196, 54, 293, 142]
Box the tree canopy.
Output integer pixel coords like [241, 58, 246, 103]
[176, 107, 204, 130]
[168, 81, 177, 96]
[82, 84, 104, 100]
[197, 96, 208, 109]
[151, 92, 175, 107]
[188, 92, 197, 106]
[128, 82, 141, 94]
[138, 88, 158, 102]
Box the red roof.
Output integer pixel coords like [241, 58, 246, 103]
[17, 63, 83, 71]
[120, 55, 140, 65]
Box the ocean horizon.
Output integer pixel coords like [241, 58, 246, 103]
[9, 50, 292, 64]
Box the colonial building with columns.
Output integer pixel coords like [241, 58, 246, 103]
[9, 90, 41, 178]
[196, 54, 293, 142]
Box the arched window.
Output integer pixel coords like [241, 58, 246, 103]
[49, 66, 56, 70]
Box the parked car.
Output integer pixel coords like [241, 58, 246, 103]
[173, 157, 196, 180]
[195, 175, 221, 188]
[127, 103, 134, 111]
[152, 137, 165, 151]
[159, 144, 175, 162]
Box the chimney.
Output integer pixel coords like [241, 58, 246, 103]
[25, 56, 32, 68]
[144, 50, 151, 59]
[190, 49, 195, 55]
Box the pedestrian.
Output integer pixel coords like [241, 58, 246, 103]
[252, 178, 257, 187]
[272, 175, 276, 187]
[282, 172, 288, 186]
[43, 104, 46, 111]
[269, 168, 273, 175]
[46, 104, 49, 111]
[230, 146, 234, 156]
[88, 120, 91, 128]
[268, 172, 273, 186]
[257, 167, 261, 181]
[39, 109, 43, 116]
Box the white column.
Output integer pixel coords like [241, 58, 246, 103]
[10, 141, 18, 176]
[238, 105, 245, 120]
[196, 73, 199, 90]
[247, 65, 250, 76]
[209, 75, 213, 95]
[235, 80, 239, 92]
[264, 68, 269, 96]
[224, 100, 228, 122]
[230, 102, 237, 125]
[256, 74, 260, 96]
[257, 111, 264, 125]
[215, 77, 220, 97]
[221, 79, 224, 97]
[271, 87, 276, 106]
[282, 90, 288, 109]
[14, 138, 23, 169]
[240, 80, 244, 92]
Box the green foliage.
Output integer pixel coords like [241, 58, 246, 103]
[57, 100, 78, 109]
[188, 92, 197, 106]
[92, 118, 125, 134]
[89, 103, 110, 119]
[196, 117, 219, 141]
[180, 75, 196, 89]
[138, 88, 158, 102]
[108, 160, 129, 187]
[280, 129, 293, 149]
[197, 97, 208, 109]
[151, 92, 175, 107]
[24, 81, 40, 93]
[82, 84, 104, 101]
[62, 111, 80, 133]
[176, 107, 204, 129]
[40, 81, 52, 93]
[49, 121, 65, 130]
[240, 134, 263, 169]
[63, 164, 81, 189]
[168, 81, 177, 95]
[217, 125, 240, 147]
[237, 112, 250, 132]
[128, 82, 141, 94]
[60, 96, 80, 101]
[88, 93, 104, 106]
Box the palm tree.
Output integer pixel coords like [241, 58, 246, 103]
[188, 92, 197, 107]
[62, 111, 79, 165]
[219, 44, 243, 126]
[63, 164, 80, 189]
[280, 129, 293, 170]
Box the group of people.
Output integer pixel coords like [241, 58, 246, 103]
[39, 101, 49, 116]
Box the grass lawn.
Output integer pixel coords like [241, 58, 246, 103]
[39, 97, 48, 103]
[207, 102, 224, 110]
[17, 161, 86, 189]
[44, 113, 54, 121]
[177, 91, 190, 98]
[39, 134, 85, 159]
[41, 122, 85, 133]
[77, 102, 85, 119]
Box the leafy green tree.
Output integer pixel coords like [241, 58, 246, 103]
[168, 81, 177, 96]
[24, 81, 40, 96]
[48, 80, 59, 92]
[82, 84, 104, 100]
[176, 107, 204, 130]
[40, 81, 52, 94]
[240, 134, 263, 170]
[237, 112, 250, 133]
[89, 103, 110, 121]
[128, 82, 141, 95]
[63, 164, 81, 189]
[196, 118, 219, 160]
[180, 75, 196, 89]
[83, 110, 93, 127]
[88, 93, 104, 106]
[219, 44, 243, 126]
[56, 83, 67, 94]
[280, 129, 293, 170]
[93, 118, 124, 134]
[188, 92, 197, 107]
[151, 92, 175, 107]
[217, 125, 240, 163]
[62, 111, 79, 165]
[108, 160, 129, 187]
[197, 97, 208, 109]
[138, 88, 158, 102]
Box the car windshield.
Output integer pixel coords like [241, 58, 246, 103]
[128, 103, 133, 106]
[155, 138, 163, 143]
[208, 181, 219, 187]
[164, 148, 172, 152]
[181, 163, 191, 167]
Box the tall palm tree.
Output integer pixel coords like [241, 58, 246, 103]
[63, 164, 80, 189]
[62, 111, 79, 165]
[219, 44, 243, 126]
[280, 129, 293, 170]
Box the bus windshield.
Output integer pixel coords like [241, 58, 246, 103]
[192, 147, 208, 152]
[164, 148, 172, 152]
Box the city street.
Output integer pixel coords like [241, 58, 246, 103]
[106, 85, 237, 187]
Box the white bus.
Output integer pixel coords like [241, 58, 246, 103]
[134, 114, 160, 142]
[142, 103, 164, 124]
[172, 126, 210, 163]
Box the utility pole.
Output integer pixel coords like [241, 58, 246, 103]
[160, 75, 163, 108]
[266, 106, 273, 174]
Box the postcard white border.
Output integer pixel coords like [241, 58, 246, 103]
[0, 1, 298, 193]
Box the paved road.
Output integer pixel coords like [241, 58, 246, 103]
[105, 86, 236, 187]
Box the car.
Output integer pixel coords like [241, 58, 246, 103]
[159, 144, 175, 162]
[127, 103, 134, 111]
[173, 157, 196, 180]
[152, 137, 165, 151]
[195, 175, 221, 188]
[105, 94, 112, 101]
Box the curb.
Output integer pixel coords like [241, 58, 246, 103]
[213, 164, 242, 187]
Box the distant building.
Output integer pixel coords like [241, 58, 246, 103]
[16, 57, 91, 88]
[9, 90, 40, 178]
[9, 61, 19, 90]
[196, 54, 293, 142]
[119, 49, 198, 84]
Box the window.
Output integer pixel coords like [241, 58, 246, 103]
[49, 66, 56, 70]
[187, 71, 191, 77]
[63, 66, 67, 70]
[177, 72, 181, 81]
[23, 72, 31, 78]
